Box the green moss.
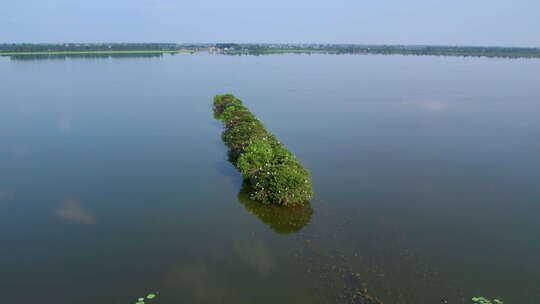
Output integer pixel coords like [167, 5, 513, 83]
[213, 94, 314, 206]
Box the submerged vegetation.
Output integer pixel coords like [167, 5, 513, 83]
[213, 94, 314, 206]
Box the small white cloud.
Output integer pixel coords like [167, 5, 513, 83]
[57, 118, 73, 134]
[422, 101, 448, 111]
[164, 263, 232, 302]
[11, 145, 30, 158]
[0, 191, 15, 201]
[402, 100, 449, 111]
[233, 241, 276, 275]
[56, 198, 95, 224]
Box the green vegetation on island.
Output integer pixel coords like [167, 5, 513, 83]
[213, 94, 314, 206]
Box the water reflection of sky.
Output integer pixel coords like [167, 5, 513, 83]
[0, 190, 15, 200]
[1, 54, 539, 304]
[56, 198, 95, 224]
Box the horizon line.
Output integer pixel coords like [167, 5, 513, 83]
[1, 42, 539, 49]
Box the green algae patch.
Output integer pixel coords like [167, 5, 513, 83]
[213, 94, 314, 206]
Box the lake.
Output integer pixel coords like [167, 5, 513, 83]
[1, 53, 539, 304]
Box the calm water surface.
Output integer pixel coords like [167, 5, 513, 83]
[1, 53, 539, 304]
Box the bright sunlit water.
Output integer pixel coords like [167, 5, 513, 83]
[1, 53, 539, 304]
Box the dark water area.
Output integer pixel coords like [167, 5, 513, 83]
[1, 53, 539, 304]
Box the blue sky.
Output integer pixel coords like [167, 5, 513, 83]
[2, 0, 539, 46]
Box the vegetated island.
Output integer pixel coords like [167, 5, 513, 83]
[2, 43, 540, 59]
[213, 94, 314, 206]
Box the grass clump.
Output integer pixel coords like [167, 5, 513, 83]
[213, 94, 313, 206]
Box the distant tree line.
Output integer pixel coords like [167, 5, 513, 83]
[0, 43, 178, 53]
[9, 53, 164, 61]
[219, 44, 540, 58]
[2, 43, 540, 59]
[215, 43, 241, 49]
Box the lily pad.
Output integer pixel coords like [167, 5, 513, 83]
[146, 293, 156, 299]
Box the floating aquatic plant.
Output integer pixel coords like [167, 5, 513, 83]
[132, 292, 157, 304]
[471, 296, 503, 304]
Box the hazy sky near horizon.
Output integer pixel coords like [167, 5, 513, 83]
[2, 0, 539, 46]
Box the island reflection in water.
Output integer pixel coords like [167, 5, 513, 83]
[237, 183, 314, 234]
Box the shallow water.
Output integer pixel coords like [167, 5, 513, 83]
[1, 53, 539, 303]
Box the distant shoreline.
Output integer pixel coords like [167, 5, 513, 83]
[0, 50, 192, 56]
[2, 43, 540, 59]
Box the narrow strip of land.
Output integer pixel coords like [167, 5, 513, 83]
[0, 50, 188, 56]
[2, 43, 540, 58]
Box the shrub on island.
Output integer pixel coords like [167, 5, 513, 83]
[213, 94, 313, 206]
